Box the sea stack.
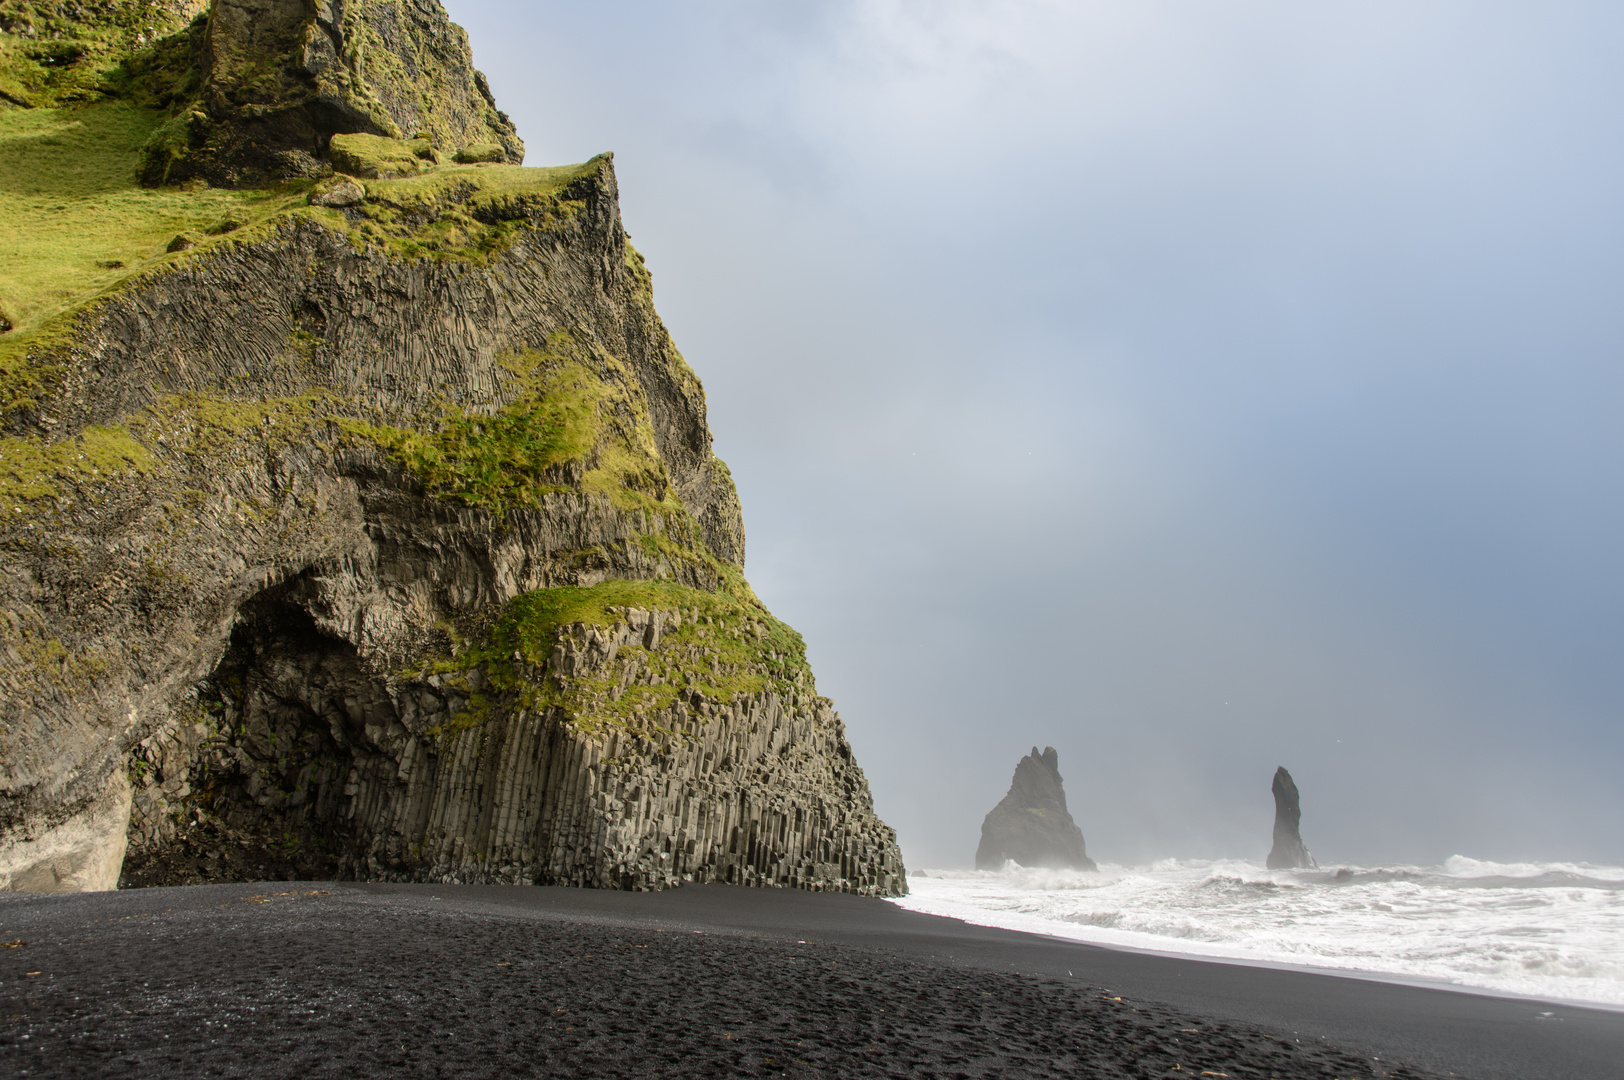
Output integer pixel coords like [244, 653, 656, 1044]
[1266, 766, 1317, 870]
[975, 747, 1097, 871]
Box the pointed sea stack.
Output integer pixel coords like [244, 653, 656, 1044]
[975, 747, 1097, 870]
[1266, 766, 1317, 869]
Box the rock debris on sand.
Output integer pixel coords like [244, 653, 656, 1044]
[0, 886, 1443, 1079]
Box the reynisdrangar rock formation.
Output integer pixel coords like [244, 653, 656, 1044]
[0, 0, 903, 896]
[975, 747, 1096, 871]
[1266, 766, 1316, 870]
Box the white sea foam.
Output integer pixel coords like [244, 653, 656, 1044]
[891, 857, 1624, 1006]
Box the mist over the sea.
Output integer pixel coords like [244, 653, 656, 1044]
[450, 1, 1624, 869]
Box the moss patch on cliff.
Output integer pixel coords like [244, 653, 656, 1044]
[329, 132, 435, 179]
[136, 391, 335, 459]
[0, 422, 150, 506]
[417, 579, 814, 740]
[339, 157, 600, 264]
[0, 605, 110, 691]
[340, 360, 600, 515]
[0, 389, 337, 511]
[341, 333, 681, 519]
[499, 581, 802, 664]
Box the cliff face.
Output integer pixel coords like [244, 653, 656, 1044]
[975, 746, 1095, 871]
[0, 0, 519, 183]
[162, 0, 525, 184]
[0, 0, 903, 895]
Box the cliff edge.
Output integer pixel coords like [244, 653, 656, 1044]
[0, 0, 903, 895]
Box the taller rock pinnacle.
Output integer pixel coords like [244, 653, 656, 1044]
[1266, 766, 1317, 870]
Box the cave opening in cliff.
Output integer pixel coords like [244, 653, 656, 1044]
[121, 583, 386, 887]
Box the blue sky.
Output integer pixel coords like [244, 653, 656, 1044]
[446, 1, 1624, 868]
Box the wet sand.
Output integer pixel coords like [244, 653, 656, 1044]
[1, 881, 1619, 1079]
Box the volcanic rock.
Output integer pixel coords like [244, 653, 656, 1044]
[1266, 766, 1317, 870]
[139, 0, 525, 186]
[306, 176, 366, 207]
[455, 143, 508, 164]
[975, 747, 1096, 871]
[0, 0, 903, 898]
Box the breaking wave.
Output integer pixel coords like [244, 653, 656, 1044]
[892, 857, 1624, 1006]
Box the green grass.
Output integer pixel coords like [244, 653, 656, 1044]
[0, 104, 604, 423]
[343, 157, 602, 263]
[373, 159, 598, 203]
[0, 421, 150, 505]
[0, 101, 294, 335]
[0, 1, 200, 109]
[0, 100, 603, 342]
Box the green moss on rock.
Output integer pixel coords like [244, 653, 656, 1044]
[0, 0, 204, 110]
[329, 132, 431, 180]
[415, 579, 814, 741]
[453, 142, 503, 164]
[139, 0, 522, 186]
[0, 422, 150, 505]
[340, 333, 683, 519]
[338, 351, 601, 516]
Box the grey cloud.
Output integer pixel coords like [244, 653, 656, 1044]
[447, 0, 1624, 869]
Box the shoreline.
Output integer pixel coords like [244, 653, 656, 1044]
[896, 861, 1624, 1012]
[3, 880, 1622, 1079]
[895, 900, 1624, 1015]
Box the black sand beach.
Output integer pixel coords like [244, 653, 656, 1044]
[1, 882, 1619, 1079]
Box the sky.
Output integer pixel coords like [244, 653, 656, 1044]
[443, 1, 1624, 869]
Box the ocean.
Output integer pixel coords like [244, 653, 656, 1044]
[892, 856, 1624, 1007]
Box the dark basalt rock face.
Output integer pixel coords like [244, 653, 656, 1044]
[143, 0, 524, 186]
[975, 747, 1096, 871]
[0, 1, 902, 897]
[1266, 766, 1316, 870]
[0, 162, 903, 895]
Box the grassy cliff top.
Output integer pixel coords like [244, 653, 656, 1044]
[0, 102, 286, 335]
[0, 96, 599, 365]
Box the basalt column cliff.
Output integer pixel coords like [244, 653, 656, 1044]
[0, 0, 904, 895]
